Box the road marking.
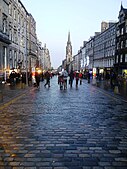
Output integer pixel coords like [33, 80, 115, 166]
[0, 93, 25, 110]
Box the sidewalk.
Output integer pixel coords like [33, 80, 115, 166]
[0, 83, 33, 106]
[88, 78, 127, 101]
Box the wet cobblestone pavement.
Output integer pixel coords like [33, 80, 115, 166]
[0, 76, 127, 169]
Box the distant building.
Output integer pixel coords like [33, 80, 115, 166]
[101, 21, 116, 32]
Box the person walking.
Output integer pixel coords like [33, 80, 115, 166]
[21, 72, 26, 89]
[75, 71, 79, 88]
[62, 69, 68, 90]
[35, 71, 41, 88]
[79, 72, 83, 85]
[44, 71, 51, 87]
[69, 69, 74, 88]
[9, 69, 17, 86]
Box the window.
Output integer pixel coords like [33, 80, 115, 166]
[14, 51, 17, 68]
[121, 27, 124, 35]
[9, 50, 13, 69]
[9, 26, 12, 40]
[14, 30, 17, 43]
[126, 26, 127, 33]
[3, 47, 7, 69]
[9, 3, 12, 16]
[2, 14, 7, 33]
[116, 55, 118, 63]
[120, 55, 123, 62]
[18, 13, 20, 24]
[13, 8, 16, 20]
[117, 30, 119, 37]
[117, 42, 119, 49]
[121, 41, 123, 49]
[125, 54, 127, 62]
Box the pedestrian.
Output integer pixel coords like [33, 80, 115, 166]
[41, 72, 44, 81]
[28, 72, 32, 86]
[44, 71, 51, 87]
[58, 72, 64, 90]
[75, 71, 79, 88]
[69, 69, 74, 88]
[21, 72, 26, 89]
[79, 71, 83, 85]
[88, 72, 90, 83]
[62, 68, 68, 89]
[35, 71, 41, 88]
[9, 69, 16, 86]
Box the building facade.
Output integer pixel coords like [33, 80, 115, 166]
[93, 22, 116, 78]
[0, 0, 11, 81]
[0, 0, 51, 83]
[27, 13, 38, 74]
[115, 4, 127, 76]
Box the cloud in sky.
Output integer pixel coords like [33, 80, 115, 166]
[21, 0, 127, 69]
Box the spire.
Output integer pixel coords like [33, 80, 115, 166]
[68, 31, 70, 43]
[121, 1, 123, 10]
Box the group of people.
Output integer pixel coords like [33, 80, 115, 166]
[58, 69, 83, 90]
[9, 68, 84, 90]
[34, 70, 51, 88]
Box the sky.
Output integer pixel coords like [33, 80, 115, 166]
[21, 0, 127, 69]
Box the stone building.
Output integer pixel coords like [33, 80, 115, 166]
[27, 13, 38, 73]
[115, 4, 127, 76]
[0, 0, 51, 83]
[93, 22, 116, 78]
[41, 44, 51, 71]
[0, 0, 11, 81]
[8, 0, 28, 75]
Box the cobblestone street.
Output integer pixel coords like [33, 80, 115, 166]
[0, 76, 127, 169]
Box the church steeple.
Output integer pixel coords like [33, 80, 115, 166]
[68, 31, 71, 43]
[66, 31, 72, 65]
[120, 2, 123, 10]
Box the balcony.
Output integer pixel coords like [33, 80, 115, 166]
[0, 32, 11, 44]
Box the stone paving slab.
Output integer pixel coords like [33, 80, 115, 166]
[0, 83, 34, 107]
[0, 78, 127, 168]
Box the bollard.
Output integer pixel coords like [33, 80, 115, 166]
[0, 90, 3, 102]
[114, 86, 119, 94]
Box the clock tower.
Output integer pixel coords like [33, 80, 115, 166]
[66, 31, 72, 65]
